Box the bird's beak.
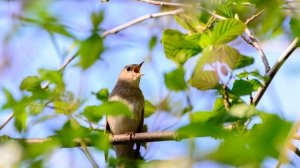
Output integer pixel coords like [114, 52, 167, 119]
[134, 61, 144, 77]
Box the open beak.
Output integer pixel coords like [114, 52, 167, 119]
[134, 61, 144, 76]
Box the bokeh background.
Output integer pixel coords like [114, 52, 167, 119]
[1, 0, 300, 167]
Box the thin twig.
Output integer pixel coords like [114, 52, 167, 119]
[80, 141, 99, 168]
[244, 28, 271, 73]
[253, 38, 299, 105]
[101, 8, 184, 38]
[0, 113, 14, 130]
[137, 0, 190, 7]
[245, 9, 264, 25]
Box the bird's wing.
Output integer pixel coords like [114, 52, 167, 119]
[135, 108, 144, 159]
[104, 118, 111, 162]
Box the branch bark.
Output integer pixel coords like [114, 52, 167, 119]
[253, 38, 299, 105]
[0, 132, 180, 146]
[101, 8, 184, 38]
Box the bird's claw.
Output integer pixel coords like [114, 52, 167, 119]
[126, 132, 135, 140]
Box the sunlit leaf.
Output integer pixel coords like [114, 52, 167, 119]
[228, 104, 257, 118]
[162, 29, 201, 64]
[79, 33, 104, 69]
[234, 55, 254, 69]
[39, 69, 64, 87]
[164, 67, 187, 91]
[88, 131, 110, 150]
[216, 5, 234, 18]
[189, 70, 219, 90]
[211, 19, 245, 45]
[144, 100, 156, 117]
[91, 11, 104, 29]
[83, 101, 133, 122]
[27, 102, 44, 115]
[20, 76, 42, 92]
[210, 113, 292, 166]
[95, 88, 109, 101]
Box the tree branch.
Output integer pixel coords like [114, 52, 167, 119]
[101, 8, 184, 38]
[0, 132, 180, 146]
[244, 28, 271, 73]
[137, 0, 190, 7]
[0, 113, 14, 130]
[253, 38, 299, 105]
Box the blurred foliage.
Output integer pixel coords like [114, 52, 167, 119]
[0, 0, 299, 167]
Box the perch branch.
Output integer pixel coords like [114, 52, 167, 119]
[101, 8, 184, 38]
[253, 38, 299, 105]
[0, 132, 180, 146]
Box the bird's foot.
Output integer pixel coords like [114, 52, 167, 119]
[126, 132, 135, 140]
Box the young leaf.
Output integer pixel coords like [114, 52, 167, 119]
[211, 19, 245, 45]
[83, 101, 133, 122]
[188, 70, 219, 90]
[164, 67, 187, 91]
[162, 29, 202, 64]
[148, 35, 157, 51]
[39, 69, 64, 87]
[79, 33, 104, 69]
[234, 55, 254, 69]
[231, 79, 254, 96]
[144, 100, 156, 117]
[95, 88, 109, 101]
[20, 76, 42, 92]
[91, 11, 104, 29]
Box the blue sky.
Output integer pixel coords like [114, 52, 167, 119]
[1, 0, 300, 167]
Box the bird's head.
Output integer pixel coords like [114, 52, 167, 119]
[118, 61, 144, 87]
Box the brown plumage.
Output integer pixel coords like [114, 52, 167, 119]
[105, 62, 144, 165]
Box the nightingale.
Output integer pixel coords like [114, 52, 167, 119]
[105, 61, 144, 163]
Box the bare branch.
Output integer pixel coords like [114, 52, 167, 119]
[245, 9, 264, 25]
[101, 8, 184, 38]
[244, 28, 271, 73]
[253, 38, 299, 105]
[137, 0, 190, 7]
[0, 113, 14, 130]
[0, 132, 180, 146]
[80, 141, 99, 168]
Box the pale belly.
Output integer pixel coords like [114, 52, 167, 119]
[107, 95, 143, 135]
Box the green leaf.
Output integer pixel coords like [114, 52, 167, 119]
[234, 55, 254, 69]
[79, 33, 104, 69]
[144, 100, 156, 117]
[95, 88, 109, 101]
[177, 122, 225, 138]
[27, 102, 44, 115]
[228, 104, 257, 118]
[83, 101, 133, 122]
[190, 111, 218, 123]
[55, 119, 90, 147]
[2, 88, 16, 110]
[231, 79, 254, 96]
[164, 67, 187, 91]
[188, 70, 219, 90]
[211, 19, 245, 45]
[162, 29, 202, 64]
[20, 76, 42, 92]
[174, 10, 201, 32]
[91, 11, 104, 29]
[148, 35, 157, 51]
[88, 131, 110, 150]
[39, 69, 64, 87]
[210, 113, 292, 166]
[53, 101, 79, 115]
[216, 5, 234, 18]
[249, 79, 263, 90]
[14, 105, 27, 132]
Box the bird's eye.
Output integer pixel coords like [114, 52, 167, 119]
[126, 67, 132, 71]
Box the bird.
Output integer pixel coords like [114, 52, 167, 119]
[105, 61, 144, 165]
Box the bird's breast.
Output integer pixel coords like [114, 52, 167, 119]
[107, 95, 143, 134]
